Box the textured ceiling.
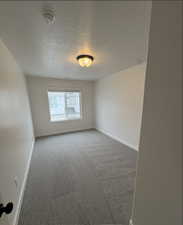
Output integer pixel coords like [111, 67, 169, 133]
[0, 1, 151, 80]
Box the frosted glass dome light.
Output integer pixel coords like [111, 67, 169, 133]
[77, 55, 94, 67]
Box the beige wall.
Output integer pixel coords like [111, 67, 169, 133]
[132, 1, 182, 225]
[0, 40, 34, 225]
[26, 76, 95, 137]
[94, 63, 146, 150]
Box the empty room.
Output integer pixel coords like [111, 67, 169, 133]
[0, 1, 182, 225]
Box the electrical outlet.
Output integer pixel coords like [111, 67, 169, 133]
[129, 218, 133, 225]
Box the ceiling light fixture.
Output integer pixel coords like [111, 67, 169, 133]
[42, 8, 55, 24]
[77, 55, 94, 67]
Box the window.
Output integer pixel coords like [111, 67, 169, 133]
[48, 91, 81, 122]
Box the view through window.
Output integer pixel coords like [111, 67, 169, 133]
[48, 91, 81, 121]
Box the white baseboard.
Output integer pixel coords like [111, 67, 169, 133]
[96, 128, 138, 151]
[13, 138, 35, 225]
[36, 127, 95, 139]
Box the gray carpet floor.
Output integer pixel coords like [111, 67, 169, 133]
[18, 129, 137, 225]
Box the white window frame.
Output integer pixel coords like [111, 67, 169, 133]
[47, 89, 83, 122]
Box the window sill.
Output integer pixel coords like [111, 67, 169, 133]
[50, 117, 82, 123]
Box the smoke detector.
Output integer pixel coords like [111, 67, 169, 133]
[42, 8, 55, 24]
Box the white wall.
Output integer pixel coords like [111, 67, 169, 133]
[132, 1, 182, 225]
[26, 76, 95, 137]
[0, 40, 34, 225]
[94, 63, 146, 150]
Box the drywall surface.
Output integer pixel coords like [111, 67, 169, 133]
[26, 76, 95, 137]
[94, 63, 146, 150]
[132, 1, 182, 225]
[0, 39, 34, 225]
